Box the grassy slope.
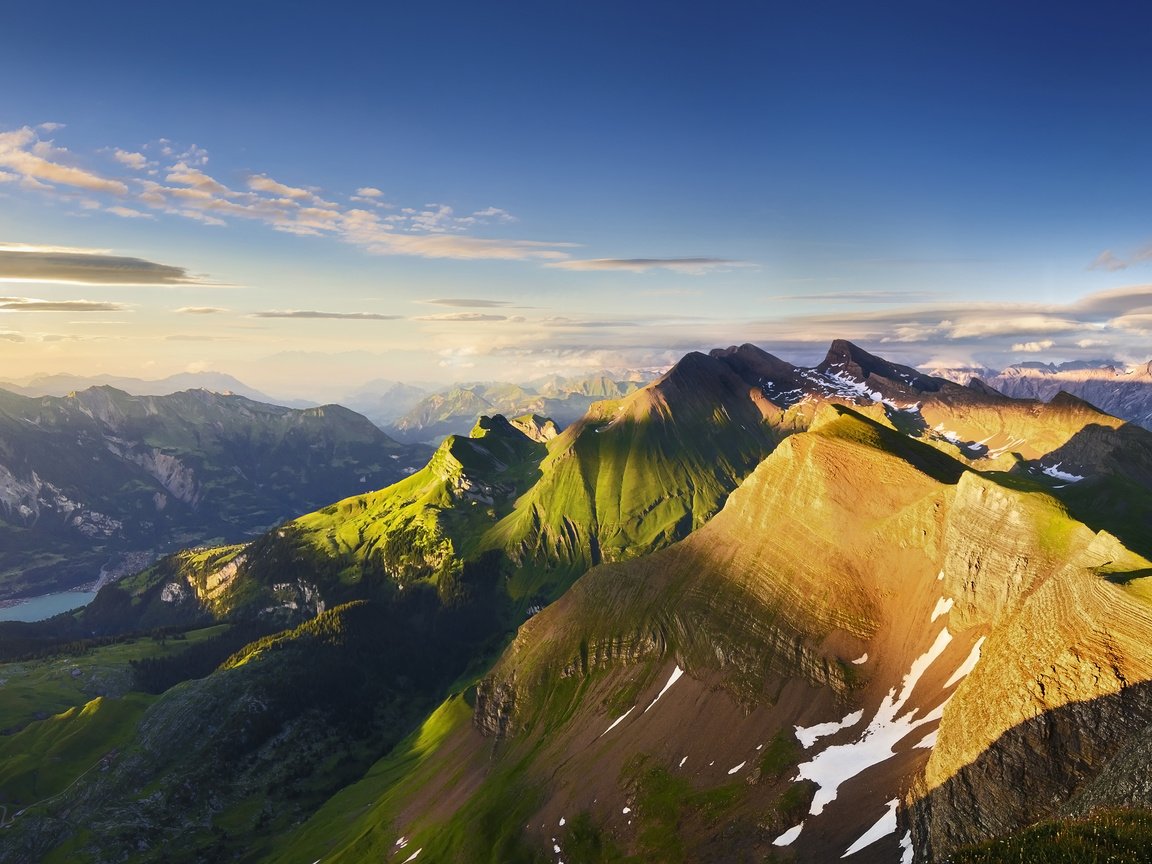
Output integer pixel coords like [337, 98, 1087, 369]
[0, 694, 151, 807]
[0, 624, 227, 731]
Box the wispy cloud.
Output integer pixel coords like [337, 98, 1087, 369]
[424, 298, 512, 308]
[0, 243, 217, 286]
[252, 310, 403, 320]
[0, 125, 579, 264]
[414, 312, 508, 322]
[175, 306, 228, 314]
[548, 257, 749, 274]
[0, 127, 127, 194]
[1089, 246, 1152, 272]
[0, 125, 740, 272]
[766, 290, 935, 303]
[106, 205, 153, 219]
[0, 297, 127, 312]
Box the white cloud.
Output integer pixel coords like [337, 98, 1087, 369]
[355, 186, 384, 197]
[1011, 339, 1055, 352]
[0, 126, 128, 194]
[106, 205, 153, 219]
[113, 149, 152, 170]
[471, 206, 516, 223]
[248, 174, 312, 199]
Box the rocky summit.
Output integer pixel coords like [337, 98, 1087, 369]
[2, 341, 1152, 864]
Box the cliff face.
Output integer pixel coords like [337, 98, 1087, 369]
[907, 502, 1152, 859]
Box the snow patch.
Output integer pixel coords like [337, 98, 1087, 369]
[727, 761, 746, 775]
[936, 570, 944, 581]
[678, 756, 688, 768]
[851, 653, 869, 665]
[600, 706, 635, 737]
[913, 730, 938, 749]
[900, 830, 914, 864]
[396, 836, 409, 848]
[795, 628, 954, 815]
[794, 709, 865, 748]
[553, 844, 561, 853]
[1042, 462, 1084, 483]
[402, 850, 422, 863]
[559, 817, 565, 826]
[930, 597, 953, 622]
[622, 807, 631, 815]
[644, 665, 684, 713]
[773, 822, 804, 846]
[842, 798, 899, 857]
[944, 636, 986, 688]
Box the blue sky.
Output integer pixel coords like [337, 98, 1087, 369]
[1, 1, 1150, 399]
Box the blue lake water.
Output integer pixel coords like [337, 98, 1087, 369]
[0, 590, 98, 622]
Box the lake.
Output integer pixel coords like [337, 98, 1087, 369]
[0, 590, 98, 622]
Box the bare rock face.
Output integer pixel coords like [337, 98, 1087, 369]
[474, 676, 517, 739]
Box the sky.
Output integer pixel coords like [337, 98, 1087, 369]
[1, 1, 1151, 401]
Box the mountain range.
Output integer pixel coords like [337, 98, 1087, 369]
[930, 359, 1152, 432]
[0, 386, 429, 602]
[2, 340, 1152, 863]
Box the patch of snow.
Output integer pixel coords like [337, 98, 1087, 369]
[900, 829, 914, 864]
[396, 836, 409, 848]
[943, 636, 985, 688]
[913, 730, 938, 749]
[727, 761, 746, 775]
[559, 817, 565, 826]
[852, 653, 869, 665]
[643, 665, 684, 713]
[1042, 462, 1084, 483]
[600, 706, 635, 737]
[796, 628, 954, 815]
[678, 756, 688, 768]
[773, 822, 804, 846]
[553, 844, 561, 853]
[936, 570, 944, 581]
[756, 743, 764, 750]
[622, 807, 631, 815]
[402, 850, 422, 863]
[794, 709, 865, 748]
[842, 799, 899, 857]
[930, 597, 954, 622]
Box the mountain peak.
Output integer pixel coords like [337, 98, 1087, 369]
[817, 339, 939, 391]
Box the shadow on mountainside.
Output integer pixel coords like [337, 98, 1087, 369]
[907, 680, 1152, 862]
[1010, 422, 1152, 559]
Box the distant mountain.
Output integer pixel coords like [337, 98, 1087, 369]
[0, 387, 428, 601]
[386, 371, 660, 443]
[336, 378, 429, 426]
[927, 359, 1152, 430]
[6, 341, 1152, 863]
[0, 371, 314, 408]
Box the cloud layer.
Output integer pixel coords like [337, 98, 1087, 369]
[0, 243, 214, 286]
